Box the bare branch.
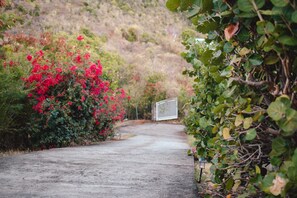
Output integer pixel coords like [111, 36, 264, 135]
[265, 128, 280, 135]
[231, 77, 270, 87]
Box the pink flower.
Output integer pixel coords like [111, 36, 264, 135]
[56, 68, 62, 73]
[77, 35, 84, 41]
[70, 66, 77, 71]
[224, 22, 239, 41]
[36, 50, 44, 57]
[68, 101, 73, 106]
[27, 55, 33, 61]
[81, 96, 86, 102]
[84, 53, 90, 60]
[75, 55, 82, 63]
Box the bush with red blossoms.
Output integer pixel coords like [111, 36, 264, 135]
[24, 49, 126, 148]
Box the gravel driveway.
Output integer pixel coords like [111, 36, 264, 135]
[0, 123, 198, 198]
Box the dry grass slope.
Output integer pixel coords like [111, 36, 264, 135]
[10, 0, 194, 113]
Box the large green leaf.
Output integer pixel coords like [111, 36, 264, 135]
[238, 0, 265, 12]
[267, 100, 287, 121]
[166, 0, 181, 11]
[288, 166, 297, 182]
[279, 35, 297, 46]
[271, 0, 289, 7]
[270, 137, 287, 157]
[261, 173, 275, 193]
[186, 5, 200, 18]
[249, 54, 263, 66]
[256, 20, 275, 35]
[197, 21, 218, 34]
[279, 109, 297, 136]
[245, 128, 257, 141]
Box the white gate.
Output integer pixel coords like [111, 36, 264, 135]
[155, 98, 178, 121]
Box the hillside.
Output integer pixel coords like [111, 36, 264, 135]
[8, 0, 194, 118]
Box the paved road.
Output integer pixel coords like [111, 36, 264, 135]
[0, 123, 198, 198]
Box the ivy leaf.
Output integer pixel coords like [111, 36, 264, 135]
[243, 117, 253, 129]
[271, 0, 289, 7]
[238, 0, 265, 12]
[278, 35, 297, 46]
[245, 128, 257, 141]
[166, 0, 181, 11]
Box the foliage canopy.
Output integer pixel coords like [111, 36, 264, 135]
[167, 0, 297, 197]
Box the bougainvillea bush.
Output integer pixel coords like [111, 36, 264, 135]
[167, 0, 297, 197]
[0, 28, 127, 149]
[24, 39, 126, 148]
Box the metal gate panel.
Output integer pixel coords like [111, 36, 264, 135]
[155, 98, 178, 121]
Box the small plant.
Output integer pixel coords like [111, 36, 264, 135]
[121, 27, 138, 42]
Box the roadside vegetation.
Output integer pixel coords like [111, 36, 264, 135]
[167, 0, 297, 197]
[0, 0, 193, 150]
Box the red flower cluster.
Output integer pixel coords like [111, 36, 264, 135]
[24, 46, 127, 138]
